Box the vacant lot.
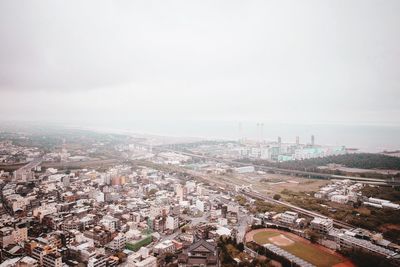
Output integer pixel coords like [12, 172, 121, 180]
[247, 229, 354, 267]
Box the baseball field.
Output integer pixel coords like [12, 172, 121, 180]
[246, 229, 355, 267]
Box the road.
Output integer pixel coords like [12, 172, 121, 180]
[13, 157, 43, 180]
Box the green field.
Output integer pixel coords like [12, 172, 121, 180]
[253, 231, 344, 267]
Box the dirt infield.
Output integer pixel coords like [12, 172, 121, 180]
[269, 234, 294, 246]
[246, 228, 355, 267]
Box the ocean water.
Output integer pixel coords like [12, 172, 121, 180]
[89, 120, 400, 153]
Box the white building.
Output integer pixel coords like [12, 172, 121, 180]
[330, 195, 348, 204]
[88, 255, 107, 267]
[310, 217, 333, 235]
[234, 166, 255, 173]
[107, 233, 126, 251]
[195, 199, 205, 213]
[185, 181, 196, 193]
[279, 211, 298, 225]
[165, 216, 179, 231]
[153, 240, 175, 255]
[175, 184, 185, 202]
[99, 215, 119, 232]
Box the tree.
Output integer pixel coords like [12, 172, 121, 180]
[237, 242, 244, 252]
[273, 194, 281, 200]
[308, 230, 321, 244]
[164, 253, 174, 264]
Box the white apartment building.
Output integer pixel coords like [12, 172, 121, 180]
[195, 199, 204, 213]
[99, 215, 119, 232]
[107, 233, 127, 251]
[175, 184, 185, 202]
[310, 218, 333, 235]
[279, 211, 298, 225]
[165, 216, 179, 231]
[153, 240, 175, 255]
[88, 254, 107, 267]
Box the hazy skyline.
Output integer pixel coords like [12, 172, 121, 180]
[1, 0, 400, 126]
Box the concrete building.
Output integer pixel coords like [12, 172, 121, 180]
[335, 232, 397, 258]
[279, 211, 298, 225]
[195, 200, 205, 213]
[87, 254, 107, 267]
[165, 216, 179, 231]
[330, 195, 348, 204]
[233, 166, 255, 173]
[107, 233, 126, 251]
[43, 252, 62, 267]
[0, 225, 28, 248]
[310, 218, 333, 235]
[153, 240, 175, 255]
[99, 215, 120, 232]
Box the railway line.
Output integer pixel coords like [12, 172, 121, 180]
[157, 148, 400, 186]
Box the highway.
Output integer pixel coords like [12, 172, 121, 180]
[156, 148, 400, 186]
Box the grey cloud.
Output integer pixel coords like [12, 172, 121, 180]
[0, 0, 399, 125]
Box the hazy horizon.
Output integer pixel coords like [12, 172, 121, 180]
[1, 0, 400, 145]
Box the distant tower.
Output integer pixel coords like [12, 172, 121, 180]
[260, 123, 264, 143]
[311, 135, 315, 146]
[278, 136, 282, 145]
[238, 122, 243, 142]
[256, 123, 260, 141]
[296, 136, 299, 145]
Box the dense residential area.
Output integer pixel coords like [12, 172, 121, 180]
[0, 128, 399, 267]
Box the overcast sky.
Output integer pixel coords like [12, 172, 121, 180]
[0, 0, 399, 126]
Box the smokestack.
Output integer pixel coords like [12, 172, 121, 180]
[278, 136, 281, 145]
[296, 136, 299, 145]
[238, 122, 242, 142]
[311, 135, 315, 146]
[260, 123, 264, 142]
